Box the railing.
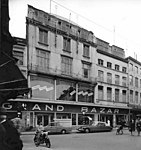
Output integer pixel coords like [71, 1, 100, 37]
[29, 64, 97, 84]
[96, 99, 128, 107]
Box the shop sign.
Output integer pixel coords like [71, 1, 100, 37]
[2, 103, 12, 109]
[2, 102, 120, 114]
[81, 107, 119, 114]
[32, 104, 64, 111]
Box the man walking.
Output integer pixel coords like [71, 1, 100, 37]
[136, 118, 141, 136]
[0, 107, 23, 150]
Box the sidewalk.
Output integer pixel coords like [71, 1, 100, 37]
[21, 129, 78, 135]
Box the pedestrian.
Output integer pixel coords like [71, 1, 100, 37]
[129, 119, 135, 136]
[0, 119, 9, 150]
[136, 118, 141, 136]
[0, 107, 23, 150]
[107, 120, 110, 126]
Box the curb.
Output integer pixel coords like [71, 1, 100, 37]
[21, 130, 78, 135]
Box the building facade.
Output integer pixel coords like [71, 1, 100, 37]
[26, 5, 97, 127]
[95, 38, 130, 127]
[3, 5, 141, 128]
[126, 56, 141, 117]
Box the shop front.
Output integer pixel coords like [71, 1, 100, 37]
[2, 100, 130, 128]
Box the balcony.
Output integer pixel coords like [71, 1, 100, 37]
[96, 99, 128, 108]
[29, 64, 97, 84]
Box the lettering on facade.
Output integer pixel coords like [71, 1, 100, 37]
[2, 103, 120, 114]
[57, 105, 64, 111]
[2, 103, 12, 109]
[114, 109, 119, 114]
[91, 108, 97, 113]
[81, 107, 88, 113]
[45, 105, 53, 111]
[82, 107, 119, 114]
[32, 104, 41, 110]
[100, 108, 105, 113]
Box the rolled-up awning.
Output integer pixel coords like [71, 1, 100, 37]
[0, 52, 30, 104]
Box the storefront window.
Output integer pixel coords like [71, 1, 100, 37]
[56, 113, 71, 119]
[78, 84, 94, 103]
[31, 76, 55, 100]
[78, 114, 94, 125]
[72, 114, 76, 125]
[56, 80, 76, 101]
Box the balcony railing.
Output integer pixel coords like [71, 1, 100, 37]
[29, 64, 97, 84]
[96, 99, 128, 107]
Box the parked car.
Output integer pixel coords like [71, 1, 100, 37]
[77, 121, 113, 133]
[44, 122, 72, 134]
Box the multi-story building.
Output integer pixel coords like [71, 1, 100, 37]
[126, 56, 141, 117]
[24, 5, 97, 127]
[95, 38, 130, 127]
[4, 5, 141, 128]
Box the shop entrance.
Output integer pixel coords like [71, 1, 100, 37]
[100, 114, 113, 127]
[36, 114, 54, 126]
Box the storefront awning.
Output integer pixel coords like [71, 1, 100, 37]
[0, 52, 30, 104]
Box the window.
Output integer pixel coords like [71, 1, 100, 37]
[129, 63, 133, 71]
[83, 44, 90, 57]
[115, 89, 119, 102]
[13, 51, 23, 65]
[36, 49, 49, 70]
[98, 59, 103, 66]
[98, 86, 103, 100]
[72, 114, 76, 125]
[129, 75, 133, 86]
[135, 66, 138, 74]
[31, 76, 55, 100]
[61, 56, 72, 75]
[122, 67, 127, 73]
[140, 79, 141, 88]
[122, 77, 127, 87]
[107, 62, 112, 69]
[82, 63, 91, 78]
[78, 84, 94, 103]
[39, 29, 48, 44]
[63, 37, 71, 52]
[135, 77, 138, 88]
[98, 70, 104, 82]
[135, 91, 138, 104]
[122, 90, 126, 102]
[130, 90, 133, 103]
[115, 75, 120, 85]
[56, 79, 76, 101]
[115, 64, 119, 71]
[107, 73, 112, 84]
[107, 87, 112, 101]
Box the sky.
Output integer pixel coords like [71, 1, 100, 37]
[9, 0, 141, 60]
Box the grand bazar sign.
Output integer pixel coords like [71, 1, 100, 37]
[2, 103, 120, 114]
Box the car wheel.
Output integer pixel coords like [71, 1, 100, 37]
[85, 128, 90, 133]
[61, 129, 66, 134]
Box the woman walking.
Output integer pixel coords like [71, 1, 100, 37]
[136, 118, 141, 136]
[129, 119, 135, 136]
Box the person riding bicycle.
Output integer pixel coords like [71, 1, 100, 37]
[36, 122, 45, 139]
[116, 119, 124, 134]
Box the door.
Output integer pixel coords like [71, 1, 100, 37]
[37, 115, 43, 125]
[44, 115, 49, 126]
